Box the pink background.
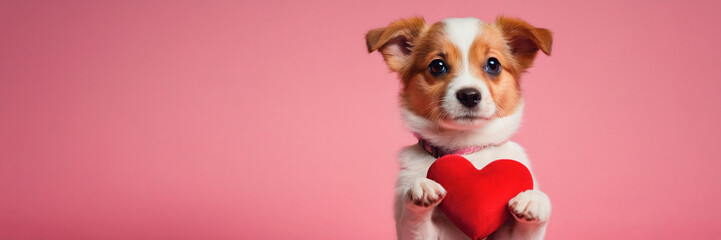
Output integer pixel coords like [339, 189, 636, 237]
[2, 0, 721, 239]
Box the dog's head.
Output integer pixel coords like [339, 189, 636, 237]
[367, 17, 552, 148]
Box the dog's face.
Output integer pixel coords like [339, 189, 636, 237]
[367, 17, 551, 131]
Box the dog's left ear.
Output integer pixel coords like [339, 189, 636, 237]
[495, 16, 553, 70]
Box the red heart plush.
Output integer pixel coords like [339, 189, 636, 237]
[427, 155, 533, 240]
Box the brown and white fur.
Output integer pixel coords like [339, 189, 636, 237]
[366, 17, 553, 240]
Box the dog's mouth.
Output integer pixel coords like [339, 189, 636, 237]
[439, 114, 493, 130]
[454, 115, 481, 121]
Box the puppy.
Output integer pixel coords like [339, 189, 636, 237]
[366, 16, 553, 240]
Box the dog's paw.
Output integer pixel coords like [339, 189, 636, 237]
[509, 189, 551, 223]
[406, 178, 446, 209]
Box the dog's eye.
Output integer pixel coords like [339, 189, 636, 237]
[428, 59, 448, 76]
[485, 57, 501, 75]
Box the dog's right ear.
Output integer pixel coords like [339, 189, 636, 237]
[365, 17, 427, 72]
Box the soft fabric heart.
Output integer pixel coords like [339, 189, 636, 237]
[427, 155, 533, 240]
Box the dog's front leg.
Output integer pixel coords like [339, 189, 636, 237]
[490, 189, 551, 240]
[397, 178, 446, 240]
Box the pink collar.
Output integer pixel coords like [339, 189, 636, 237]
[416, 136, 507, 159]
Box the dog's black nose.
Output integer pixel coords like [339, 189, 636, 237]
[456, 88, 481, 108]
